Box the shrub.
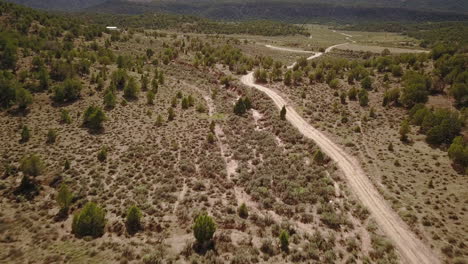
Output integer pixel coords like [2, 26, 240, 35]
[124, 77, 140, 100]
[97, 146, 107, 162]
[279, 230, 289, 252]
[260, 239, 275, 256]
[103, 89, 116, 109]
[284, 70, 292, 85]
[146, 90, 155, 105]
[83, 106, 106, 130]
[207, 133, 215, 144]
[400, 71, 431, 108]
[60, 109, 72, 124]
[313, 150, 325, 164]
[448, 136, 468, 167]
[193, 213, 216, 245]
[15, 87, 32, 110]
[52, 78, 82, 103]
[234, 98, 247, 116]
[72, 202, 106, 238]
[126, 205, 142, 234]
[57, 184, 73, 214]
[358, 89, 369, 107]
[168, 107, 175, 121]
[329, 79, 339, 89]
[361, 76, 373, 90]
[46, 129, 57, 144]
[238, 203, 248, 218]
[254, 69, 268, 83]
[348, 87, 357, 100]
[399, 120, 410, 142]
[20, 125, 30, 143]
[111, 69, 127, 90]
[20, 154, 44, 177]
[181, 97, 189, 109]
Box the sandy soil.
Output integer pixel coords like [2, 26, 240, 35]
[240, 42, 440, 264]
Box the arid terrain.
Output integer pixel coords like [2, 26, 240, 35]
[0, 2, 467, 264]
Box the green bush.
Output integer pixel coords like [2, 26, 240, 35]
[72, 202, 106, 238]
[448, 136, 468, 168]
[52, 78, 82, 103]
[57, 184, 73, 213]
[15, 87, 32, 110]
[358, 89, 369, 107]
[97, 146, 107, 162]
[329, 79, 339, 89]
[20, 125, 30, 142]
[60, 109, 72, 124]
[123, 77, 140, 100]
[83, 106, 106, 130]
[111, 69, 127, 90]
[361, 76, 373, 90]
[279, 230, 289, 252]
[103, 89, 116, 109]
[20, 154, 44, 177]
[46, 129, 57, 144]
[193, 213, 216, 245]
[400, 71, 431, 108]
[399, 120, 410, 142]
[233, 98, 247, 116]
[146, 90, 155, 105]
[126, 205, 142, 234]
[238, 203, 248, 218]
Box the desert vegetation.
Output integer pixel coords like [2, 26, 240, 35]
[0, 1, 466, 263]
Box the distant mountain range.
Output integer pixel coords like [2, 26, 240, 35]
[3, 0, 107, 10]
[4, 0, 468, 22]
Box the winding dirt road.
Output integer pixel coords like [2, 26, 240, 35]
[241, 42, 439, 264]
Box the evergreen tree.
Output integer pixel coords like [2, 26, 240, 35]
[124, 77, 140, 100]
[280, 106, 287, 120]
[15, 87, 32, 110]
[399, 120, 410, 142]
[279, 230, 289, 252]
[147, 90, 155, 105]
[72, 202, 106, 238]
[57, 184, 73, 214]
[234, 98, 247, 116]
[20, 125, 30, 143]
[193, 213, 216, 246]
[126, 205, 142, 234]
[83, 106, 106, 131]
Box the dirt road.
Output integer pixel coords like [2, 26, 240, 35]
[240, 43, 439, 264]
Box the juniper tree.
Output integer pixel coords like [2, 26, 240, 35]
[280, 106, 287, 120]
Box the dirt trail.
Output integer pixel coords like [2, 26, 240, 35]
[241, 41, 439, 264]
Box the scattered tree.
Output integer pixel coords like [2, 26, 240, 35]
[126, 205, 142, 234]
[238, 203, 248, 218]
[399, 120, 410, 142]
[280, 106, 287, 120]
[279, 230, 289, 252]
[72, 202, 106, 238]
[20, 154, 44, 177]
[193, 213, 216, 247]
[83, 105, 106, 131]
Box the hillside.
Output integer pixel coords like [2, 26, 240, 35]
[5, 0, 468, 22]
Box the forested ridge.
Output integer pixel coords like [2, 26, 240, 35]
[86, 0, 468, 23]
